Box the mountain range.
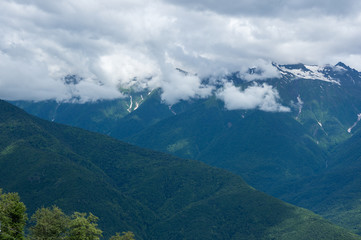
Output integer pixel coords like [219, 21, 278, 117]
[10, 62, 361, 234]
[2, 99, 360, 239]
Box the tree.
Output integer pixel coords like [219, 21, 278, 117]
[67, 212, 102, 240]
[28, 205, 70, 240]
[0, 189, 27, 239]
[109, 231, 135, 240]
[0, 189, 134, 239]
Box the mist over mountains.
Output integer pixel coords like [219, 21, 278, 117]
[3, 1, 361, 239]
[12, 61, 361, 235]
[2, 0, 361, 104]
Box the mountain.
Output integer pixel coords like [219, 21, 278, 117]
[3, 100, 360, 239]
[9, 62, 361, 233]
[121, 63, 361, 193]
[273, 62, 361, 147]
[280, 129, 361, 235]
[126, 98, 327, 194]
[12, 88, 192, 139]
[12, 62, 361, 149]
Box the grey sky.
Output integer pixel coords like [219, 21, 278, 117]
[164, 0, 361, 17]
[0, 0, 360, 109]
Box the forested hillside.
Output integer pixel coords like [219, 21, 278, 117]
[1, 99, 360, 239]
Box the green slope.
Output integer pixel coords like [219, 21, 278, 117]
[274, 78, 361, 148]
[110, 89, 179, 139]
[127, 98, 328, 194]
[0, 100, 359, 239]
[0, 100, 154, 239]
[12, 89, 195, 140]
[280, 130, 361, 235]
[11, 98, 130, 135]
[127, 97, 231, 159]
[198, 110, 328, 192]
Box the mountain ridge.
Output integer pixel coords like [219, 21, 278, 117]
[8, 61, 361, 234]
[3, 99, 360, 239]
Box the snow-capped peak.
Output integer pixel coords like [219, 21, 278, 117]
[276, 64, 341, 85]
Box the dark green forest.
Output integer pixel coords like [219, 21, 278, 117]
[1, 99, 361, 239]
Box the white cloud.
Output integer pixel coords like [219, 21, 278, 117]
[0, 0, 361, 108]
[70, 80, 124, 103]
[0, 51, 66, 101]
[159, 65, 214, 105]
[217, 82, 290, 112]
[97, 48, 160, 90]
[238, 59, 281, 81]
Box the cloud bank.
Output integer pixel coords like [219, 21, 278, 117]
[217, 82, 290, 112]
[0, 0, 361, 109]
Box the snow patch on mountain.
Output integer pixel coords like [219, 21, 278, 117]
[334, 64, 348, 72]
[296, 95, 303, 120]
[127, 96, 133, 112]
[315, 119, 328, 136]
[134, 102, 140, 111]
[133, 95, 144, 111]
[347, 113, 361, 133]
[277, 64, 341, 85]
[51, 102, 61, 122]
[169, 106, 177, 115]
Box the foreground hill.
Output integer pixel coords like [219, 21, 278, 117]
[0, 100, 359, 239]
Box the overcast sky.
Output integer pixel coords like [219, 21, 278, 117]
[1, 0, 361, 110]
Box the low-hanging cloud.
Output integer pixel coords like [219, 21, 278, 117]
[217, 82, 290, 112]
[238, 59, 281, 81]
[159, 65, 214, 105]
[0, 0, 361, 108]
